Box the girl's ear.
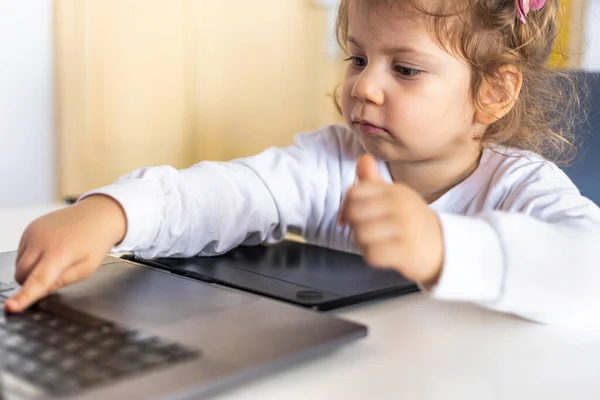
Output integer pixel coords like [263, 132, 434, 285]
[475, 64, 523, 125]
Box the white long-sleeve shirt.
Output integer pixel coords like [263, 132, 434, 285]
[84, 124, 600, 325]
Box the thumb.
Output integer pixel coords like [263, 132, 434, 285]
[356, 153, 384, 183]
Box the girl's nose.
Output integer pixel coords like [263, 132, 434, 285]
[351, 69, 384, 106]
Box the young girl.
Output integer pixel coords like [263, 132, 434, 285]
[8, 0, 600, 325]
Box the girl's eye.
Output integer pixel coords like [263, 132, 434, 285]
[394, 65, 422, 77]
[344, 56, 367, 69]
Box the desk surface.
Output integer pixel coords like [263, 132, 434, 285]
[2, 204, 600, 400]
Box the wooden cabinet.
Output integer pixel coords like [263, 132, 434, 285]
[55, 0, 345, 198]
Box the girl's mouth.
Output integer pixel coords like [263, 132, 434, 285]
[354, 119, 388, 136]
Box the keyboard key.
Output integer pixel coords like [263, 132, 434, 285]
[25, 326, 50, 340]
[97, 335, 125, 350]
[4, 319, 30, 332]
[80, 347, 105, 361]
[7, 358, 43, 377]
[46, 318, 62, 328]
[61, 322, 85, 336]
[5, 352, 21, 369]
[38, 348, 62, 364]
[33, 369, 62, 386]
[44, 333, 68, 346]
[18, 339, 45, 356]
[63, 339, 86, 352]
[5, 333, 27, 349]
[23, 311, 51, 323]
[56, 356, 80, 371]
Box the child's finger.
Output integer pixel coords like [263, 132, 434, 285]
[6, 254, 68, 312]
[46, 260, 95, 294]
[338, 184, 375, 225]
[343, 195, 394, 224]
[356, 154, 385, 183]
[362, 240, 404, 269]
[15, 247, 42, 285]
[352, 218, 401, 245]
[15, 235, 29, 267]
[348, 182, 388, 199]
[339, 170, 388, 226]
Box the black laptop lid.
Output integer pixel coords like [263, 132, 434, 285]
[124, 241, 418, 310]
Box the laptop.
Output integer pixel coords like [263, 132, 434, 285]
[124, 240, 419, 311]
[0, 246, 370, 400]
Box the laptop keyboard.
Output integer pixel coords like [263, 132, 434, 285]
[0, 288, 200, 397]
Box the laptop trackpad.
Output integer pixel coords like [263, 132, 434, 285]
[56, 261, 253, 330]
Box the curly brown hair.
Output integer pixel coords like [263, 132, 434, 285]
[334, 0, 584, 164]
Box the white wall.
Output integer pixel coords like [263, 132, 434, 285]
[0, 1, 55, 208]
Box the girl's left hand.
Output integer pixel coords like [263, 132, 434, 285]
[338, 154, 445, 286]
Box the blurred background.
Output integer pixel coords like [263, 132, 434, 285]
[0, 0, 596, 208]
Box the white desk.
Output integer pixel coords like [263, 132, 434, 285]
[2, 205, 600, 400]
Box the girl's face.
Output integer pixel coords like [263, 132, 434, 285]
[341, 1, 483, 164]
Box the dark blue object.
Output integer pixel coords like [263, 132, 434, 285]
[561, 72, 600, 205]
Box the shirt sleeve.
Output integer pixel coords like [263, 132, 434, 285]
[80, 127, 343, 259]
[430, 162, 600, 326]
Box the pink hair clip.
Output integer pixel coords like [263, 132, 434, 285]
[516, 0, 546, 24]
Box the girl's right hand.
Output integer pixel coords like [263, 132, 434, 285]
[5, 195, 127, 313]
